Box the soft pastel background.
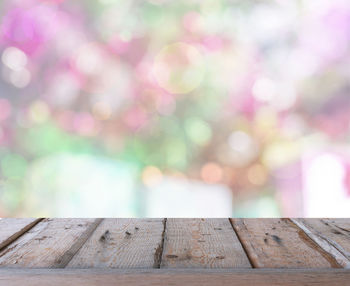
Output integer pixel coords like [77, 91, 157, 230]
[0, 0, 350, 217]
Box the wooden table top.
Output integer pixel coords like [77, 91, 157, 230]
[0, 218, 349, 285]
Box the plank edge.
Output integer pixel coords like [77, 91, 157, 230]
[0, 218, 44, 251]
[0, 268, 349, 286]
[291, 219, 350, 269]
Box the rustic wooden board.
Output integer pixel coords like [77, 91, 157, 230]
[0, 218, 102, 268]
[230, 218, 341, 268]
[292, 219, 350, 268]
[67, 218, 165, 268]
[0, 269, 349, 286]
[161, 218, 251, 268]
[0, 219, 41, 250]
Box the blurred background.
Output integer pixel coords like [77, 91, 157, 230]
[0, 0, 350, 217]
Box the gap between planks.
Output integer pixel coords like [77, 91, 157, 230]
[153, 218, 167, 269]
[0, 218, 44, 252]
[0, 218, 104, 268]
[160, 218, 251, 268]
[57, 218, 104, 268]
[228, 218, 254, 268]
[230, 218, 344, 268]
[65, 218, 166, 269]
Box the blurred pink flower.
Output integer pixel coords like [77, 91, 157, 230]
[1, 4, 58, 56]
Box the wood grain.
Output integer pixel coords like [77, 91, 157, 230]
[292, 219, 350, 268]
[230, 218, 341, 268]
[161, 218, 251, 268]
[0, 269, 349, 286]
[67, 219, 165, 269]
[0, 218, 102, 268]
[0, 219, 42, 250]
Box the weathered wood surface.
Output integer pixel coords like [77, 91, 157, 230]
[0, 219, 41, 250]
[67, 218, 165, 268]
[161, 218, 251, 268]
[292, 219, 350, 268]
[0, 218, 349, 272]
[230, 218, 341, 268]
[0, 218, 102, 268]
[0, 269, 349, 286]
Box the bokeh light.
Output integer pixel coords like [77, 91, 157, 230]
[0, 0, 350, 217]
[153, 42, 205, 94]
[201, 162, 223, 184]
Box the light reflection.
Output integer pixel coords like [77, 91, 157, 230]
[1, 47, 27, 71]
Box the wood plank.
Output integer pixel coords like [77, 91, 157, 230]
[0, 219, 42, 250]
[0, 218, 102, 268]
[0, 269, 350, 286]
[292, 219, 350, 268]
[230, 218, 341, 268]
[67, 218, 165, 268]
[161, 218, 251, 268]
